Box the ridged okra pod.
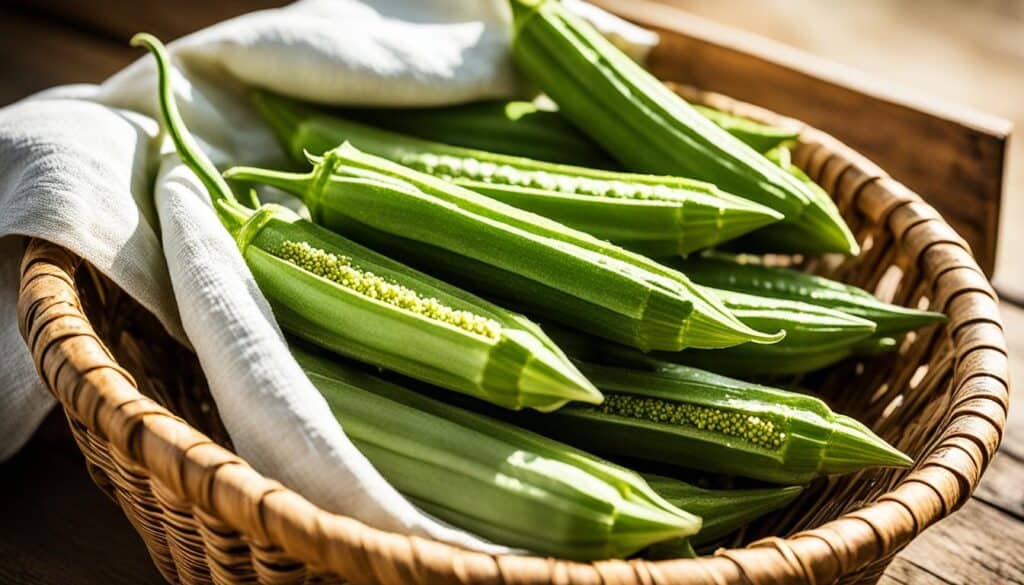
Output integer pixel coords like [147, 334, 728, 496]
[294, 346, 701, 560]
[661, 288, 881, 376]
[514, 342, 912, 484]
[671, 252, 947, 337]
[251, 90, 784, 257]
[132, 33, 599, 411]
[226, 143, 784, 351]
[509, 0, 858, 255]
[642, 474, 802, 546]
[343, 99, 796, 166]
[690, 105, 799, 153]
[339, 99, 619, 168]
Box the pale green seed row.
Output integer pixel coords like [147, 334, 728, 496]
[398, 152, 688, 202]
[278, 241, 502, 339]
[597, 393, 785, 451]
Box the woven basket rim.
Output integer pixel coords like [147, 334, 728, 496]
[17, 87, 1009, 585]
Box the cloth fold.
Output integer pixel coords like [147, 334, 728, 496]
[0, 0, 656, 552]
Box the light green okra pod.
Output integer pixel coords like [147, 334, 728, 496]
[250, 90, 784, 257]
[669, 251, 948, 337]
[509, 0, 858, 255]
[659, 288, 881, 376]
[131, 33, 600, 411]
[294, 345, 701, 560]
[338, 99, 797, 167]
[508, 332, 912, 484]
[225, 144, 785, 352]
[641, 474, 803, 547]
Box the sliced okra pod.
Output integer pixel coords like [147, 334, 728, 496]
[131, 33, 600, 411]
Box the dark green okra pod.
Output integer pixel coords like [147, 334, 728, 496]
[295, 345, 700, 560]
[225, 144, 785, 352]
[515, 331, 912, 484]
[642, 474, 803, 546]
[131, 34, 599, 411]
[251, 90, 783, 257]
[670, 252, 947, 337]
[509, 0, 857, 255]
[661, 288, 880, 376]
[338, 99, 619, 168]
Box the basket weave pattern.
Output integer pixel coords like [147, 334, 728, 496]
[17, 90, 1008, 585]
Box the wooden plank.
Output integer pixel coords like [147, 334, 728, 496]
[999, 302, 1024, 459]
[595, 0, 1010, 276]
[0, 7, 135, 106]
[895, 498, 1024, 585]
[880, 558, 953, 585]
[974, 451, 1024, 522]
[0, 412, 163, 585]
[8, 0, 288, 44]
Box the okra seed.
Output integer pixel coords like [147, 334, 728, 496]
[399, 152, 691, 203]
[278, 241, 501, 339]
[596, 393, 786, 450]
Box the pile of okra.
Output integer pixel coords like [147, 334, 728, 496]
[129, 0, 943, 560]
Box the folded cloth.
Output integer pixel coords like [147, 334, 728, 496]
[0, 0, 656, 552]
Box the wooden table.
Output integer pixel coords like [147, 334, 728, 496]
[1, 2, 1020, 583]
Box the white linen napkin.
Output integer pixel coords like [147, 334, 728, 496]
[0, 0, 656, 551]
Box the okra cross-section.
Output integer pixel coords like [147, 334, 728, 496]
[226, 144, 785, 351]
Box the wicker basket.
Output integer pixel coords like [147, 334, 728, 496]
[17, 87, 1008, 585]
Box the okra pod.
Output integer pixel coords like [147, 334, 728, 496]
[690, 105, 799, 153]
[294, 346, 701, 560]
[339, 99, 619, 169]
[226, 145, 785, 351]
[509, 0, 858, 255]
[132, 33, 600, 411]
[642, 474, 803, 546]
[251, 90, 784, 257]
[671, 252, 947, 337]
[514, 341, 912, 484]
[661, 288, 879, 376]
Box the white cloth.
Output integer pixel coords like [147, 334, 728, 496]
[0, 0, 656, 551]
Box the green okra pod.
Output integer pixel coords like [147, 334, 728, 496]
[225, 144, 785, 352]
[642, 474, 803, 546]
[690, 104, 799, 153]
[132, 33, 599, 411]
[251, 90, 783, 257]
[512, 330, 912, 484]
[670, 252, 948, 337]
[338, 99, 619, 169]
[294, 345, 701, 560]
[509, 0, 858, 255]
[660, 288, 879, 376]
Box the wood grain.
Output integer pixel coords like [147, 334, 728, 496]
[7, 0, 288, 45]
[879, 558, 952, 585]
[896, 498, 1024, 585]
[595, 0, 1010, 277]
[0, 7, 136, 106]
